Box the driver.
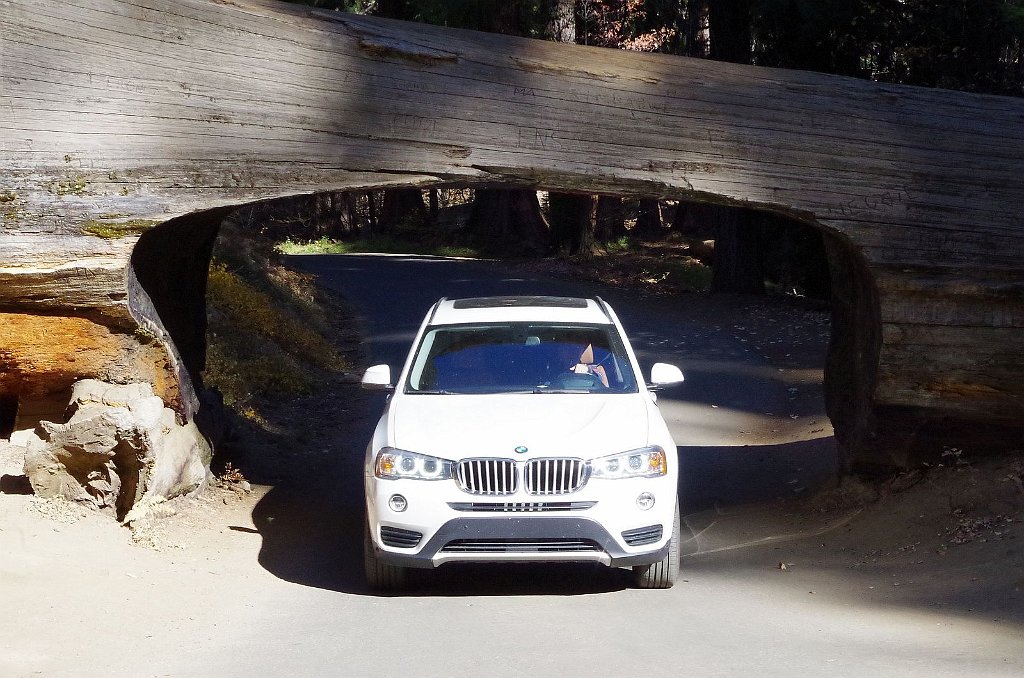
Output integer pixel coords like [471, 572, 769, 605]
[572, 343, 609, 387]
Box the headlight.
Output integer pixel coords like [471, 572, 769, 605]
[374, 447, 454, 480]
[589, 446, 667, 479]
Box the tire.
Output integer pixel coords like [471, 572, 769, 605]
[633, 501, 681, 589]
[364, 521, 408, 591]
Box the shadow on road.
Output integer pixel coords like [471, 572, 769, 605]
[680, 438, 838, 513]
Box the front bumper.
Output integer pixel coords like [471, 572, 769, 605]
[373, 515, 670, 569]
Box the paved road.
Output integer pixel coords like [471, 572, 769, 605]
[7, 254, 1020, 678]
[290, 253, 839, 512]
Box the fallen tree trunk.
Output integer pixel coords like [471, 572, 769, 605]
[1, 0, 1022, 469]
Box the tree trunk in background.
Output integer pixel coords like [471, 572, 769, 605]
[671, 200, 714, 239]
[595, 196, 626, 243]
[544, 0, 576, 43]
[685, 0, 709, 58]
[711, 208, 764, 294]
[708, 0, 752, 64]
[365, 191, 378, 236]
[428, 189, 439, 226]
[634, 199, 664, 240]
[468, 189, 549, 256]
[760, 214, 831, 300]
[548, 192, 595, 256]
[543, 0, 587, 256]
[667, 0, 708, 250]
[378, 188, 427, 233]
[313, 191, 360, 238]
[706, 0, 762, 293]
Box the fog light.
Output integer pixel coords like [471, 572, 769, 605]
[636, 492, 655, 510]
[388, 494, 408, 512]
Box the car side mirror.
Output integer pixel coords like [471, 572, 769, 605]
[361, 364, 394, 392]
[648, 363, 684, 391]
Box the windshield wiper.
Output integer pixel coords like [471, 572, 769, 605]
[532, 386, 589, 394]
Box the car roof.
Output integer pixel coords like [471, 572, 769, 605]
[428, 296, 614, 326]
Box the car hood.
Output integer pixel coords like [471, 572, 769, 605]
[389, 393, 653, 459]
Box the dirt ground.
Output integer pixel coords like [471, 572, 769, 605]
[1, 253, 1022, 668]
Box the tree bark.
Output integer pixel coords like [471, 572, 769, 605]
[544, 0, 576, 43]
[684, 0, 709, 58]
[467, 189, 549, 257]
[3, 1, 1023, 467]
[710, 209, 764, 294]
[595, 196, 626, 243]
[704, 0, 765, 293]
[634, 199, 665, 241]
[548, 192, 596, 256]
[708, 0, 752, 63]
[378, 188, 427, 233]
[428, 189, 439, 226]
[671, 201, 713, 240]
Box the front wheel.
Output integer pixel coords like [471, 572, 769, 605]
[633, 501, 680, 589]
[364, 521, 408, 591]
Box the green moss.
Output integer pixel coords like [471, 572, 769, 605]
[50, 176, 88, 196]
[2, 202, 26, 222]
[133, 326, 159, 344]
[0, 191, 16, 203]
[82, 218, 158, 238]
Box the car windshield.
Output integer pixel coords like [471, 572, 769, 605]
[405, 322, 638, 394]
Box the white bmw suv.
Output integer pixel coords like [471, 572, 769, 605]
[361, 296, 684, 590]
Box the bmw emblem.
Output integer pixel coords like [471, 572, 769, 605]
[514, 445, 528, 454]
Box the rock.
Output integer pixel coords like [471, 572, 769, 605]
[146, 419, 210, 500]
[129, 395, 167, 431]
[24, 445, 90, 504]
[20, 379, 212, 519]
[68, 380, 155, 416]
[9, 430, 43, 450]
[1, 440, 28, 476]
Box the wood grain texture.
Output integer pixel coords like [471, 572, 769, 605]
[1, 0, 1022, 463]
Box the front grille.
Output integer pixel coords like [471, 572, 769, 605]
[622, 524, 663, 546]
[440, 538, 600, 553]
[447, 501, 597, 512]
[380, 525, 423, 548]
[524, 458, 587, 495]
[456, 458, 518, 495]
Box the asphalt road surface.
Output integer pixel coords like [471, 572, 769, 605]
[291, 253, 839, 509]
[4, 254, 1020, 678]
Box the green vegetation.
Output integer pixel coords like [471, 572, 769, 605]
[277, 235, 478, 258]
[639, 258, 713, 292]
[203, 223, 351, 420]
[601, 235, 635, 254]
[82, 218, 158, 238]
